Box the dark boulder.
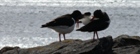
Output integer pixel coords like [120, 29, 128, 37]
[0, 46, 19, 54]
[113, 35, 140, 54]
[80, 36, 113, 54]
[113, 35, 140, 48]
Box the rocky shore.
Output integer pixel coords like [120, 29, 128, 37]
[1, 35, 140, 54]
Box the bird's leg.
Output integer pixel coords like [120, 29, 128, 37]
[76, 21, 79, 28]
[93, 32, 96, 40]
[63, 34, 66, 40]
[95, 31, 99, 39]
[59, 33, 61, 42]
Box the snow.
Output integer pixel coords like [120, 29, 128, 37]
[0, 0, 140, 49]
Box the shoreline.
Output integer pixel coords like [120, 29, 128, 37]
[1, 35, 140, 54]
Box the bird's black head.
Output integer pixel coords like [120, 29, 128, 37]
[93, 9, 104, 18]
[84, 12, 91, 16]
[71, 10, 84, 28]
[71, 10, 83, 21]
[92, 9, 110, 22]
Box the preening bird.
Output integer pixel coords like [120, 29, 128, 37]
[76, 9, 110, 40]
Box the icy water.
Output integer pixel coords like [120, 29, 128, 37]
[0, 1, 140, 49]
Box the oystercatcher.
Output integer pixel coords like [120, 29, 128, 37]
[76, 9, 110, 40]
[41, 10, 83, 42]
[79, 12, 92, 25]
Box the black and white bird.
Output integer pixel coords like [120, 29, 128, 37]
[76, 9, 110, 40]
[41, 10, 83, 42]
[79, 12, 92, 25]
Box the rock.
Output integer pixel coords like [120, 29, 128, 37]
[2, 36, 113, 54]
[0, 46, 20, 54]
[79, 36, 113, 54]
[2, 35, 140, 54]
[113, 45, 140, 54]
[113, 35, 140, 54]
[113, 35, 140, 48]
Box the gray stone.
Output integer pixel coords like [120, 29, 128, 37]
[113, 35, 140, 48]
[2, 35, 140, 54]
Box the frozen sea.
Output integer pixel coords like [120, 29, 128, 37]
[0, 0, 140, 49]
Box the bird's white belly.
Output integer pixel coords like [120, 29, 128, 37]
[82, 19, 90, 25]
[50, 24, 75, 34]
[80, 18, 91, 25]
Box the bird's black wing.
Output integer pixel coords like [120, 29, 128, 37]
[77, 20, 108, 32]
[46, 14, 75, 27]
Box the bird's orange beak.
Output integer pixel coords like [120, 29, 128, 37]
[91, 16, 95, 21]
